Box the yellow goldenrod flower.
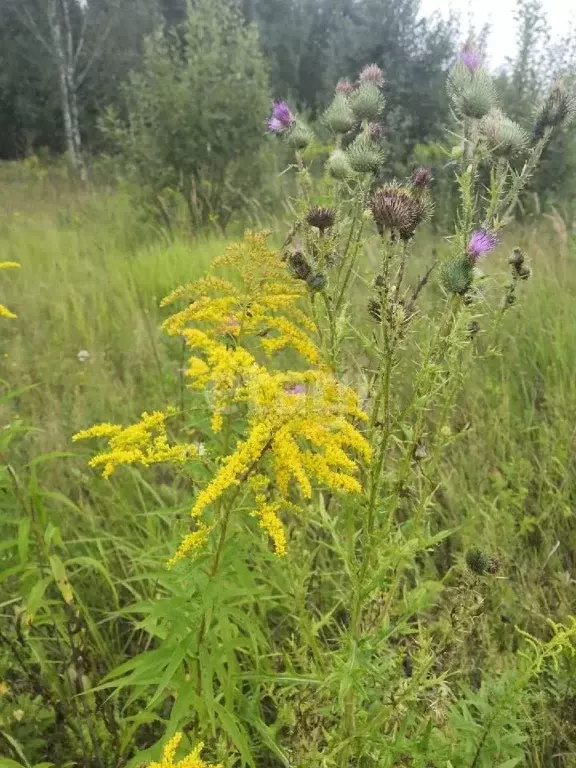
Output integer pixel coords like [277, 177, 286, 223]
[73, 409, 194, 479]
[147, 732, 222, 768]
[1, 261, 19, 319]
[0, 304, 17, 319]
[162, 231, 315, 366]
[189, 421, 272, 519]
[167, 523, 213, 568]
[77, 232, 371, 565]
[253, 494, 287, 556]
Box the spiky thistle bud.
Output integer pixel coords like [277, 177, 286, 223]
[286, 121, 314, 150]
[358, 63, 385, 88]
[307, 273, 327, 293]
[370, 183, 433, 239]
[327, 149, 353, 180]
[336, 78, 354, 95]
[480, 109, 528, 157]
[411, 166, 432, 190]
[288, 250, 312, 281]
[447, 63, 497, 120]
[323, 93, 356, 134]
[509, 247, 525, 268]
[533, 80, 576, 138]
[306, 206, 335, 233]
[367, 298, 382, 322]
[468, 320, 480, 338]
[367, 122, 385, 141]
[350, 84, 385, 122]
[440, 256, 474, 295]
[508, 247, 531, 280]
[347, 134, 385, 174]
[466, 547, 492, 575]
[488, 555, 501, 574]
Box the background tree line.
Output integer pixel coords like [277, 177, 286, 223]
[0, 0, 574, 220]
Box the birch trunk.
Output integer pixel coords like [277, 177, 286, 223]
[47, 0, 76, 167]
[61, 0, 88, 181]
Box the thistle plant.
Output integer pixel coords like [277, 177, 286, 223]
[72, 47, 575, 766]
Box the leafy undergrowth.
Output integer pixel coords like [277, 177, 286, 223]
[1, 169, 576, 767]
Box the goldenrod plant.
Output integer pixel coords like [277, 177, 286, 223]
[0, 261, 20, 319]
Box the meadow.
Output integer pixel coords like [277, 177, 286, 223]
[1, 156, 576, 768]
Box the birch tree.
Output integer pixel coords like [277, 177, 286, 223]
[8, 0, 117, 180]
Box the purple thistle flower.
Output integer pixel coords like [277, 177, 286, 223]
[467, 229, 498, 263]
[336, 78, 354, 95]
[358, 63, 385, 88]
[267, 100, 295, 134]
[458, 43, 480, 73]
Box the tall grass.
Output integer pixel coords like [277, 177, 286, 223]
[1, 164, 576, 767]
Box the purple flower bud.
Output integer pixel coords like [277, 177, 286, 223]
[411, 166, 432, 189]
[336, 78, 354, 95]
[458, 43, 480, 73]
[267, 100, 295, 134]
[358, 64, 385, 88]
[467, 229, 498, 263]
[367, 122, 385, 141]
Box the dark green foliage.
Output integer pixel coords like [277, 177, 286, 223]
[466, 547, 492, 574]
[100, 0, 270, 230]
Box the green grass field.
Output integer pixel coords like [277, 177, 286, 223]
[1, 164, 576, 767]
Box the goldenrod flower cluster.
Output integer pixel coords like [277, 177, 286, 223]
[162, 231, 371, 565]
[0, 261, 20, 319]
[73, 408, 193, 479]
[74, 231, 371, 564]
[161, 231, 318, 365]
[147, 732, 222, 768]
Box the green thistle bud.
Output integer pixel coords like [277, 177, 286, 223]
[466, 547, 492, 575]
[488, 555, 501, 574]
[518, 265, 531, 280]
[534, 80, 576, 138]
[347, 134, 385, 174]
[480, 109, 528, 157]
[509, 247, 525, 268]
[323, 93, 357, 134]
[307, 273, 327, 293]
[468, 320, 480, 338]
[288, 250, 312, 281]
[327, 149, 353, 180]
[286, 121, 314, 150]
[440, 256, 474, 295]
[350, 84, 385, 122]
[447, 63, 497, 120]
[508, 248, 531, 280]
[367, 298, 382, 322]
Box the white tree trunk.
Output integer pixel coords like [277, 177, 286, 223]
[61, 0, 88, 181]
[47, 0, 77, 166]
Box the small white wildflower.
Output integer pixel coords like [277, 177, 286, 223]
[13, 709, 25, 722]
[77, 350, 90, 363]
[195, 442, 207, 457]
